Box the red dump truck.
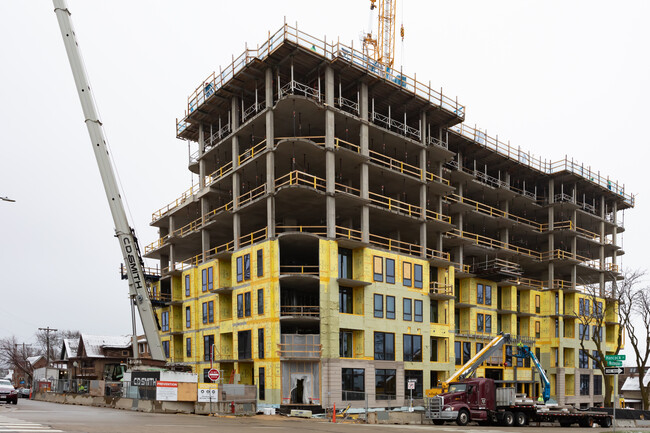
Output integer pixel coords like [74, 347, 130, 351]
[425, 378, 612, 428]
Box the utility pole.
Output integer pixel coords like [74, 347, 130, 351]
[38, 327, 58, 366]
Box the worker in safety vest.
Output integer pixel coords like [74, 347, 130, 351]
[538, 395, 544, 404]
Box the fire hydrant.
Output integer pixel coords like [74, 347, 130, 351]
[231, 401, 235, 414]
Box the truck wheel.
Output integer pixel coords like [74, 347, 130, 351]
[501, 411, 514, 427]
[457, 409, 470, 426]
[432, 420, 444, 425]
[600, 416, 612, 428]
[579, 417, 594, 428]
[514, 411, 527, 426]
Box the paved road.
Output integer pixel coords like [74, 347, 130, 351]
[0, 400, 643, 433]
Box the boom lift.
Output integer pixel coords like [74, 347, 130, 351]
[514, 344, 551, 402]
[53, 0, 165, 362]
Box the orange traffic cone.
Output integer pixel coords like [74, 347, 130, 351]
[332, 402, 336, 423]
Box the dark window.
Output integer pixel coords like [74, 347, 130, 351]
[403, 334, 422, 361]
[203, 334, 214, 361]
[185, 275, 190, 297]
[593, 350, 601, 369]
[342, 368, 365, 400]
[477, 313, 484, 332]
[579, 298, 584, 315]
[430, 338, 438, 362]
[257, 249, 264, 277]
[186, 337, 191, 357]
[403, 262, 412, 286]
[454, 341, 462, 365]
[374, 294, 383, 318]
[238, 330, 252, 360]
[579, 350, 589, 368]
[414, 264, 423, 288]
[593, 375, 602, 395]
[580, 374, 590, 396]
[162, 340, 170, 358]
[476, 343, 484, 354]
[203, 368, 210, 384]
[258, 288, 264, 315]
[430, 299, 439, 323]
[259, 367, 265, 400]
[338, 247, 353, 279]
[207, 267, 213, 291]
[244, 292, 251, 317]
[535, 295, 541, 314]
[555, 293, 560, 314]
[505, 345, 512, 367]
[339, 287, 353, 314]
[373, 256, 383, 282]
[463, 342, 471, 365]
[535, 321, 540, 338]
[237, 294, 244, 318]
[202, 268, 208, 292]
[485, 285, 492, 305]
[403, 298, 412, 321]
[485, 315, 492, 334]
[386, 259, 395, 284]
[430, 371, 438, 389]
[596, 301, 603, 317]
[375, 369, 396, 400]
[202, 303, 207, 324]
[161, 311, 169, 331]
[585, 299, 590, 316]
[386, 295, 395, 319]
[555, 319, 559, 337]
[414, 300, 423, 322]
[243, 254, 251, 280]
[340, 330, 353, 358]
[208, 301, 214, 323]
[477, 284, 484, 304]
[404, 370, 423, 399]
[258, 328, 264, 359]
[374, 332, 395, 360]
[236, 257, 243, 282]
[185, 306, 191, 328]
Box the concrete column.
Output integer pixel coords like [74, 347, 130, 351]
[201, 197, 210, 256]
[599, 196, 606, 293]
[168, 216, 176, 266]
[500, 173, 510, 245]
[265, 68, 276, 238]
[359, 82, 370, 243]
[325, 67, 336, 238]
[231, 96, 241, 249]
[453, 182, 464, 264]
[547, 178, 555, 289]
[199, 124, 206, 188]
[419, 112, 427, 258]
[611, 201, 618, 268]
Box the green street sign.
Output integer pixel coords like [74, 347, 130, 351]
[605, 354, 626, 361]
[607, 360, 623, 367]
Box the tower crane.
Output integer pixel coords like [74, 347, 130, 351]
[363, 0, 403, 69]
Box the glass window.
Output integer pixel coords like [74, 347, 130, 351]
[375, 369, 396, 400]
[386, 295, 395, 319]
[593, 350, 600, 369]
[555, 319, 559, 337]
[161, 311, 169, 331]
[403, 334, 422, 361]
[207, 267, 213, 291]
[162, 341, 170, 358]
[414, 300, 423, 322]
[208, 301, 214, 323]
[585, 299, 590, 316]
[202, 368, 210, 384]
[414, 264, 423, 288]
[243, 254, 251, 280]
[259, 367, 265, 400]
[257, 249, 264, 277]
[185, 306, 191, 328]
[237, 330, 252, 359]
[430, 338, 438, 362]
[186, 337, 191, 357]
[202, 303, 207, 324]
[485, 285, 492, 305]
[340, 330, 353, 358]
[594, 375, 602, 395]
[403, 262, 412, 286]
[404, 370, 423, 399]
[454, 341, 462, 365]
[202, 268, 208, 292]
[237, 294, 243, 318]
[342, 368, 365, 400]
[244, 292, 251, 317]
[339, 287, 353, 314]
[477, 313, 484, 332]
[338, 248, 353, 279]
[185, 275, 190, 297]
[579, 298, 584, 315]
[477, 284, 484, 304]
[579, 349, 589, 368]
[535, 321, 541, 338]
[485, 315, 492, 334]
[203, 334, 214, 361]
[463, 343, 470, 364]
[430, 299, 439, 323]
[580, 374, 590, 396]
[555, 293, 560, 314]
[258, 328, 264, 359]
[505, 345, 512, 367]
[374, 294, 383, 318]
[535, 295, 541, 313]
[386, 259, 395, 284]
[476, 343, 484, 354]
[373, 256, 383, 282]
[403, 298, 412, 321]
[236, 257, 243, 283]
[374, 332, 395, 360]
[257, 288, 264, 315]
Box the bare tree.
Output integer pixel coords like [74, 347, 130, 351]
[35, 329, 80, 362]
[0, 336, 39, 385]
[577, 269, 645, 407]
[619, 278, 650, 410]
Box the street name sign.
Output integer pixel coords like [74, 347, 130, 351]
[605, 354, 626, 361]
[607, 360, 623, 367]
[605, 367, 624, 375]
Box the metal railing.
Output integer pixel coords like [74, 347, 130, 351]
[279, 265, 319, 275]
[280, 305, 320, 316]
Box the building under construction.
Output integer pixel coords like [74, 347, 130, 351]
[145, 23, 633, 409]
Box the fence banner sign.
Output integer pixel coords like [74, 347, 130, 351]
[156, 381, 178, 401]
[198, 383, 219, 402]
[131, 371, 160, 387]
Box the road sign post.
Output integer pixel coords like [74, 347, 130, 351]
[604, 355, 625, 432]
[207, 368, 220, 416]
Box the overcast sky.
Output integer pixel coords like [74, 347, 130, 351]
[1, 1, 648, 361]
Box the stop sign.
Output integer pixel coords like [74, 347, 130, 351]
[208, 368, 220, 382]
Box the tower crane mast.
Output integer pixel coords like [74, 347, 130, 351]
[363, 0, 401, 69]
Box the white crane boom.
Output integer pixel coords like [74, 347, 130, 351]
[53, 0, 165, 362]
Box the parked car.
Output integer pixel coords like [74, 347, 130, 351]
[17, 387, 30, 398]
[0, 379, 18, 404]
